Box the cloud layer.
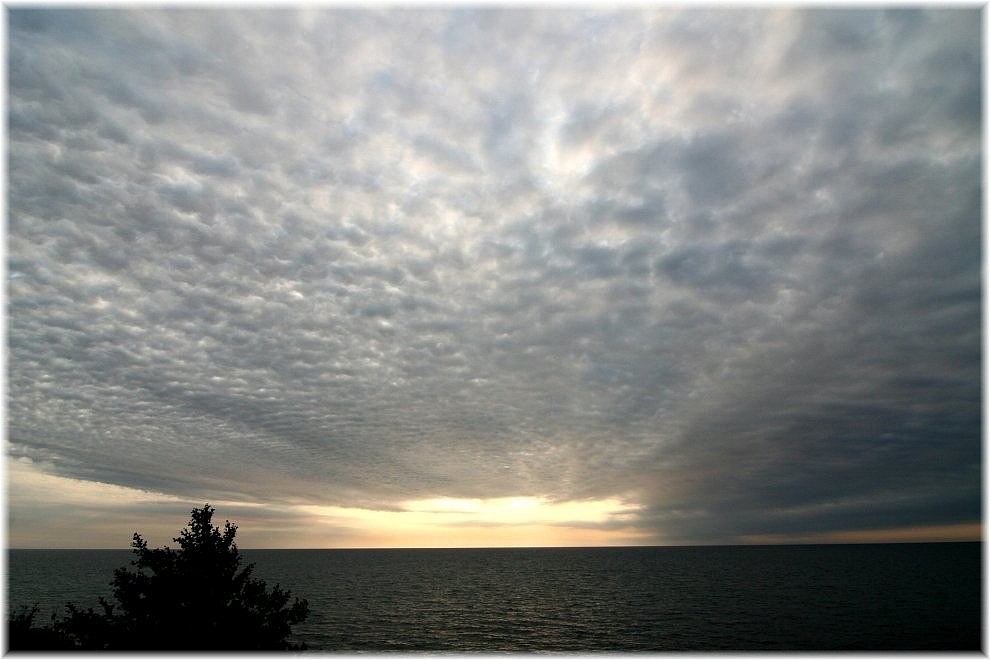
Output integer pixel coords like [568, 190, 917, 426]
[7, 8, 981, 545]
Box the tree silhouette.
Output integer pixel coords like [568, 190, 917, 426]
[8, 504, 309, 650]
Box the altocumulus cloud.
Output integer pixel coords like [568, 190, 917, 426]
[7, 8, 981, 546]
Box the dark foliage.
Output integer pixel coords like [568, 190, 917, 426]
[7, 504, 309, 651]
[7, 605, 76, 650]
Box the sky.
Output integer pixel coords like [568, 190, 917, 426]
[5, 8, 983, 549]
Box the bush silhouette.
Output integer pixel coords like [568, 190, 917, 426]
[8, 504, 309, 650]
[7, 605, 76, 650]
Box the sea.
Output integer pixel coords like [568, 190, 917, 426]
[6, 542, 982, 651]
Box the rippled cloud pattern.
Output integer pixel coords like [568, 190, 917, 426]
[7, 8, 981, 546]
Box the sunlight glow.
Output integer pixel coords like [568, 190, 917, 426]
[401, 495, 630, 525]
[7, 460, 979, 549]
[293, 495, 649, 548]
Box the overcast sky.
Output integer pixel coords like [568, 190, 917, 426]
[6, 8, 982, 549]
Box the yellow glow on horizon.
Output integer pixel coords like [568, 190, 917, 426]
[5, 458, 650, 548]
[401, 495, 629, 523]
[16, 460, 978, 550]
[294, 495, 648, 548]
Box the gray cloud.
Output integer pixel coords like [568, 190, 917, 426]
[7, 8, 981, 545]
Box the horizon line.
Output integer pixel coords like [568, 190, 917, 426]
[9, 538, 981, 552]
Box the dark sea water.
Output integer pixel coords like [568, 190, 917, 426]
[6, 542, 982, 651]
